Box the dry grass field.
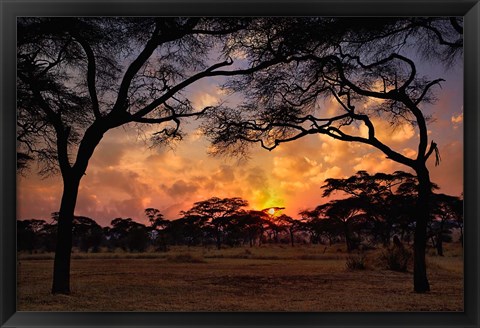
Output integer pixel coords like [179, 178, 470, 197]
[17, 243, 463, 312]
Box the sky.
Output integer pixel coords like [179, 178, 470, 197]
[17, 45, 464, 228]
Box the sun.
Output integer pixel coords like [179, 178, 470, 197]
[261, 206, 285, 217]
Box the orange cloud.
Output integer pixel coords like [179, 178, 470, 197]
[17, 66, 463, 226]
[451, 113, 463, 124]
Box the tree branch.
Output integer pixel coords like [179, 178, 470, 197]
[449, 17, 463, 35]
[130, 56, 285, 124]
[425, 141, 437, 160]
[70, 31, 101, 118]
[334, 53, 416, 94]
[110, 22, 163, 116]
[418, 22, 463, 48]
[414, 79, 444, 105]
[132, 106, 211, 124]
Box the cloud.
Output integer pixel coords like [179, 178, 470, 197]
[245, 167, 269, 189]
[193, 92, 219, 110]
[17, 65, 463, 225]
[17, 175, 62, 220]
[451, 113, 463, 124]
[213, 165, 236, 182]
[353, 151, 406, 174]
[163, 180, 199, 198]
[367, 118, 416, 143]
[89, 139, 127, 168]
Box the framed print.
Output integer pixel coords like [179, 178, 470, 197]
[1, 0, 479, 327]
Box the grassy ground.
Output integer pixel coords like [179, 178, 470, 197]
[17, 243, 463, 312]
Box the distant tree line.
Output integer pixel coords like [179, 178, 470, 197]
[300, 171, 463, 256]
[18, 171, 463, 256]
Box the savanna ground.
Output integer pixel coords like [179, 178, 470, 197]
[17, 243, 463, 312]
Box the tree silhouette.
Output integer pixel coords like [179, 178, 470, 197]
[239, 210, 270, 247]
[176, 215, 208, 247]
[16, 17, 286, 294]
[71, 216, 103, 253]
[17, 219, 47, 253]
[181, 197, 248, 249]
[109, 218, 149, 252]
[322, 171, 422, 246]
[299, 211, 339, 246]
[145, 208, 163, 227]
[429, 193, 463, 256]
[145, 208, 169, 251]
[319, 199, 366, 252]
[204, 18, 462, 292]
[273, 214, 301, 247]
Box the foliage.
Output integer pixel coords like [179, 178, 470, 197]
[18, 181, 463, 256]
[109, 218, 150, 252]
[380, 245, 412, 272]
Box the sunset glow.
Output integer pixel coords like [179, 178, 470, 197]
[17, 72, 463, 227]
[16, 37, 464, 229]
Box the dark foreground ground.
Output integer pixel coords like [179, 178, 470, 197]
[17, 244, 463, 311]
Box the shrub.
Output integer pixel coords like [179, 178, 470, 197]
[380, 246, 411, 272]
[345, 253, 366, 271]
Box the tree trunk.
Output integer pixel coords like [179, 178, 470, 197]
[51, 176, 81, 294]
[51, 123, 105, 294]
[413, 165, 431, 293]
[436, 233, 444, 256]
[344, 223, 352, 252]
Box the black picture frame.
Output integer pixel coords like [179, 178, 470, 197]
[1, 1, 479, 327]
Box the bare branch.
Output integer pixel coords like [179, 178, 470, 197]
[69, 31, 101, 118]
[132, 106, 211, 124]
[414, 78, 444, 105]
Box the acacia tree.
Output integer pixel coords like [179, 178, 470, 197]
[181, 197, 248, 249]
[71, 216, 103, 253]
[429, 194, 463, 256]
[322, 171, 423, 246]
[238, 210, 270, 247]
[204, 17, 462, 292]
[109, 218, 149, 252]
[275, 214, 301, 247]
[308, 198, 366, 252]
[16, 17, 286, 294]
[17, 219, 48, 253]
[145, 208, 169, 251]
